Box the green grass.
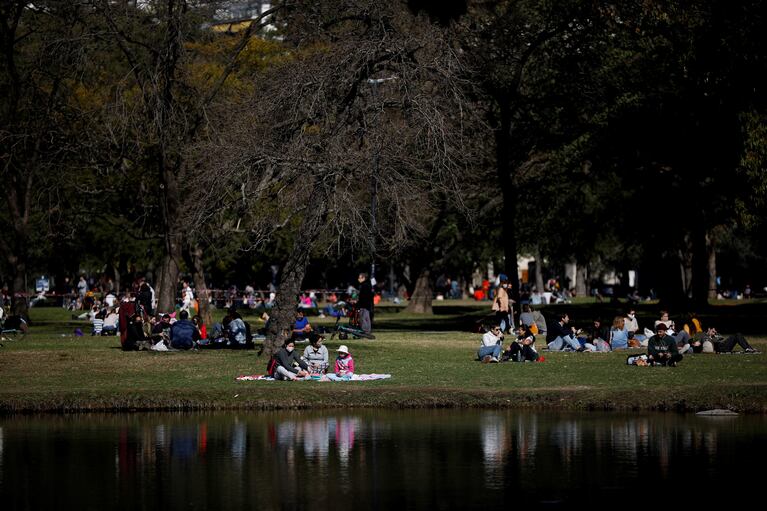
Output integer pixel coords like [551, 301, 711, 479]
[1, 305, 766, 414]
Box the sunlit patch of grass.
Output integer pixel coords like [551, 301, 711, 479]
[1, 306, 765, 413]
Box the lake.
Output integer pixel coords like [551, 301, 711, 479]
[1, 410, 764, 509]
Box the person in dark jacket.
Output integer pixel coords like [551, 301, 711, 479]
[583, 318, 611, 351]
[356, 272, 374, 334]
[647, 323, 682, 366]
[170, 310, 199, 350]
[123, 313, 152, 351]
[274, 339, 310, 380]
[504, 325, 539, 362]
[546, 312, 582, 351]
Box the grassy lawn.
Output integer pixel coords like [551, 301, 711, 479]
[1, 304, 766, 414]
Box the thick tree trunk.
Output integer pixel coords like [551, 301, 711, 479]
[707, 235, 717, 300]
[156, 239, 182, 312]
[496, 100, 521, 305]
[187, 243, 213, 327]
[156, 163, 182, 312]
[405, 268, 433, 314]
[691, 225, 709, 308]
[575, 265, 588, 298]
[10, 259, 28, 318]
[264, 204, 328, 357]
[534, 247, 544, 293]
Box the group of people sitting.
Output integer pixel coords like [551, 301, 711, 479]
[478, 324, 541, 363]
[122, 305, 257, 352]
[478, 307, 759, 365]
[269, 333, 356, 381]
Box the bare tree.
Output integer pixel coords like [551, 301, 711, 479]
[188, 0, 473, 354]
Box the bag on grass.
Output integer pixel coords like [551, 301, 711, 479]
[626, 354, 648, 366]
[266, 356, 278, 377]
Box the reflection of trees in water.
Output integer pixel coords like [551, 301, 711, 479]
[1, 412, 760, 509]
[480, 412, 509, 489]
[549, 419, 582, 471]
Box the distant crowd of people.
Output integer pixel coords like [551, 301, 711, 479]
[476, 277, 759, 366]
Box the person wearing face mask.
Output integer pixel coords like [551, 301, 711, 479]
[624, 309, 646, 346]
[491, 274, 514, 333]
[273, 339, 310, 380]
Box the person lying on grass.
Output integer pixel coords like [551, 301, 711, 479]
[647, 323, 683, 367]
[478, 324, 503, 363]
[694, 328, 759, 354]
[273, 339, 310, 381]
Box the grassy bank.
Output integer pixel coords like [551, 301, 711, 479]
[1, 305, 766, 414]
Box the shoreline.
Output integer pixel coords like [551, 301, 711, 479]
[2, 385, 765, 415]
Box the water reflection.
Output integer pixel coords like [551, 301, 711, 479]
[1, 411, 763, 509]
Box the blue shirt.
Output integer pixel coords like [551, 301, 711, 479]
[294, 317, 309, 331]
[611, 326, 629, 349]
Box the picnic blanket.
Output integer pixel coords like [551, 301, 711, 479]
[236, 374, 392, 382]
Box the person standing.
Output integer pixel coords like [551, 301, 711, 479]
[357, 272, 374, 334]
[181, 280, 194, 312]
[491, 274, 514, 333]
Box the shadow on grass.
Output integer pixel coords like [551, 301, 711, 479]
[371, 300, 767, 335]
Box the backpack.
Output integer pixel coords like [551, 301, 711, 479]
[266, 355, 279, 377]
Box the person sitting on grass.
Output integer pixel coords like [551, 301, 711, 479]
[291, 309, 312, 341]
[101, 307, 119, 336]
[582, 318, 611, 352]
[273, 339, 310, 381]
[609, 316, 630, 350]
[122, 313, 152, 351]
[519, 304, 547, 336]
[478, 324, 504, 363]
[647, 323, 683, 367]
[503, 325, 539, 362]
[152, 313, 172, 340]
[695, 327, 759, 354]
[302, 332, 329, 374]
[192, 315, 207, 340]
[326, 345, 355, 381]
[92, 309, 105, 336]
[170, 310, 199, 350]
[546, 312, 582, 351]
[624, 308, 646, 346]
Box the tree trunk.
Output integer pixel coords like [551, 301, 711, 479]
[405, 268, 433, 314]
[156, 163, 183, 312]
[156, 241, 181, 312]
[264, 204, 328, 357]
[10, 259, 28, 318]
[187, 243, 213, 327]
[575, 265, 588, 298]
[707, 234, 717, 300]
[496, 100, 521, 305]
[534, 247, 544, 293]
[691, 225, 709, 308]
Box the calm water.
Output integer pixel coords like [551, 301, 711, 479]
[1, 410, 764, 509]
